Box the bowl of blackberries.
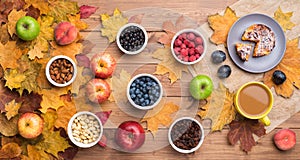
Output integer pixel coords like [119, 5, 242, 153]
[168, 117, 204, 154]
[127, 73, 163, 110]
[171, 29, 207, 65]
[116, 23, 148, 55]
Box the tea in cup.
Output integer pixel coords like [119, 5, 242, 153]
[234, 82, 273, 126]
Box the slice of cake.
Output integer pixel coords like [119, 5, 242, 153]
[242, 24, 275, 57]
[235, 43, 252, 61]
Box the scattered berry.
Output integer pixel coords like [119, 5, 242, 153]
[273, 129, 296, 151]
[217, 65, 231, 79]
[272, 70, 286, 85]
[211, 50, 226, 64]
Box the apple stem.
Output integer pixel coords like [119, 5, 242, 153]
[23, 24, 29, 29]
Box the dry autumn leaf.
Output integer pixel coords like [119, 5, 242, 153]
[0, 142, 22, 159]
[0, 80, 19, 112]
[274, 7, 296, 32]
[0, 24, 10, 44]
[55, 94, 77, 131]
[0, 113, 18, 136]
[228, 119, 266, 153]
[152, 47, 188, 84]
[24, 0, 50, 15]
[50, 41, 83, 62]
[0, 41, 23, 70]
[48, 0, 79, 22]
[39, 88, 69, 113]
[17, 92, 42, 113]
[141, 101, 179, 136]
[198, 83, 236, 131]
[79, 5, 98, 19]
[4, 69, 26, 91]
[208, 7, 238, 45]
[7, 9, 27, 37]
[111, 69, 131, 104]
[5, 100, 21, 120]
[21, 145, 43, 160]
[71, 66, 91, 95]
[100, 8, 128, 43]
[67, 14, 88, 31]
[263, 38, 300, 98]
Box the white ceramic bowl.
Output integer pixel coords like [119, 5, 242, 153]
[171, 29, 207, 65]
[67, 111, 103, 148]
[45, 55, 77, 87]
[116, 23, 148, 55]
[168, 117, 204, 154]
[127, 73, 163, 110]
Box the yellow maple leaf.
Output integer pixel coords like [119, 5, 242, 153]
[152, 47, 188, 84]
[141, 101, 179, 136]
[39, 15, 55, 41]
[4, 69, 26, 90]
[0, 142, 22, 159]
[100, 8, 128, 43]
[39, 88, 69, 113]
[50, 41, 82, 62]
[263, 38, 300, 98]
[208, 7, 239, 45]
[55, 95, 77, 131]
[111, 69, 131, 104]
[0, 41, 24, 70]
[71, 66, 91, 95]
[67, 14, 88, 31]
[274, 7, 296, 32]
[198, 83, 236, 131]
[5, 100, 21, 120]
[21, 145, 43, 160]
[48, 0, 79, 22]
[24, 0, 50, 15]
[7, 9, 27, 37]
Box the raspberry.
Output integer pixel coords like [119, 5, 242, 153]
[183, 39, 190, 46]
[188, 48, 195, 55]
[180, 44, 186, 49]
[195, 37, 203, 45]
[178, 55, 183, 60]
[174, 38, 182, 47]
[181, 33, 187, 39]
[188, 42, 195, 48]
[187, 32, 196, 40]
[180, 49, 188, 56]
[177, 35, 183, 41]
[189, 55, 196, 62]
[183, 56, 189, 62]
[195, 54, 200, 59]
[195, 45, 204, 54]
[174, 47, 181, 55]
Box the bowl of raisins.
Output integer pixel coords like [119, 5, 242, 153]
[116, 23, 148, 55]
[127, 73, 163, 110]
[168, 117, 204, 154]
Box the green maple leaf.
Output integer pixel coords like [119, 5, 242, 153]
[48, 1, 79, 22]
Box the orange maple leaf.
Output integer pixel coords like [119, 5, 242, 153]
[55, 95, 77, 131]
[50, 41, 82, 62]
[0, 41, 23, 70]
[263, 38, 300, 98]
[7, 9, 26, 37]
[208, 7, 239, 45]
[39, 88, 70, 113]
[0, 142, 22, 159]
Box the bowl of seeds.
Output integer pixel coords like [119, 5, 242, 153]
[168, 117, 204, 154]
[116, 23, 148, 55]
[68, 111, 103, 148]
[45, 55, 77, 87]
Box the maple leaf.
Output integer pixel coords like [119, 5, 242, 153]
[158, 15, 198, 46]
[39, 88, 68, 113]
[71, 66, 91, 95]
[111, 69, 131, 104]
[55, 94, 77, 131]
[95, 110, 112, 125]
[198, 83, 236, 131]
[48, 0, 79, 22]
[152, 47, 188, 84]
[0, 113, 19, 136]
[79, 5, 98, 19]
[0, 80, 20, 112]
[128, 14, 145, 24]
[24, 0, 50, 15]
[25, 5, 40, 19]
[4, 69, 26, 91]
[0, 142, 22, 159]
[67, 14, 88, 31]
[263, 38, 300, 98]
[17, 91, 42, 113]
[273, 7, 296, 32]
[5, 100, 21, 120]
[7, 9, 27, 37]
[21, 145, 43, 160]
[0, 24, 10, 44]
[0, 41, 24, 70]
[50, 41, 82, 62]
[141, 101, 179, 136]
[228, 119, 266, 153]
[0, 1, 14, 24]
[100, 8, 128, 43]
[208, 7, 239, 45]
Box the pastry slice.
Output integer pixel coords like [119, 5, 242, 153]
[235, 43, 252, 61]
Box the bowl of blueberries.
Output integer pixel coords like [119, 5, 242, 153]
[116, 23, 148, 55]
[127, 73, 163, 110]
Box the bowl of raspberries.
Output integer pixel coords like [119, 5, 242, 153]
[127, 73, 163, 110]
[171, 29, 207, 65]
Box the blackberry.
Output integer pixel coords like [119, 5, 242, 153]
[119, 25, 145, 52]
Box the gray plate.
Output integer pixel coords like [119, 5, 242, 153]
[227, 13, 286, 73]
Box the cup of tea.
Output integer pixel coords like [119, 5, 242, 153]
[234, 81, 273, 126]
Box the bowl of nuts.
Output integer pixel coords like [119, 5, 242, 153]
[45, 55, 77, 87]
[68, 111, 103, 148]
[116, 23, 148, 55]
[127, 73, 163, 110]
[171, 29, 207, 65]
[168, 117, 204, 154]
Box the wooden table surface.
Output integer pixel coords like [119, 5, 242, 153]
[74, 0, 300, 159]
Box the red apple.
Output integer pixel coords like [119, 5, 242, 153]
[86, 78, 111, 103]
[115, 121, 145, 152]
[90, 53, 116, 79]
[18, 112, 44, 139]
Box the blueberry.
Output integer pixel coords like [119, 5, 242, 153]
[134, 99, 140, 105]
[272, 70, 286, 85]
[131, 82, 136, 87]
[143, 94, 149, 99]
[140, 98, 145, 103]
[217, 65, 231, 79]
[137, 94, 142, 98]
[211, 50, 226, 64]
[130, 94, 136, 99]
[141, 102, 146, 106]
[135, 89, 141, 94]
[145, 99, 150, 105]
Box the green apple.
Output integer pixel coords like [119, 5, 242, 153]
[16, 16, 40, 41]
[189, 75, 213, 100]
